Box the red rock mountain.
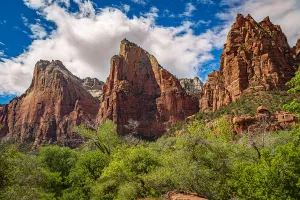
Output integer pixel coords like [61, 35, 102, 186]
[0, 60, 99, 146]
[97, 39, 199, 137]
[200, 14, 297, 111]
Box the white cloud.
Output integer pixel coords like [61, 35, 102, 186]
[0, 0, 224, 95]
[0, 42, 5, 46]
[131, 0, 147, 5]
[162, 9, 175, 18]
[24, 0, 70, 8]
[21, 15, 29, 25]
[198, 0, 215, 5]
[195, 20, 212, 27]
[179, 3, 197, 17]
[217, 0, 300, 45]
[29, 23, 47, 39]
[21, 14, 48, 39]
[123, 4, 130, 13]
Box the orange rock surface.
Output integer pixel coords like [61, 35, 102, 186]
[200, 14, 297, 111]
[0, 60, 99, 146]
[97, 39, 199, 137]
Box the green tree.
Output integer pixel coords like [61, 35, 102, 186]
[91, 145, 160, 200]
[63, 150, 110, 199]
[38, 145, 78, 198]
[74, 120, 120, 155]
[0, 142, 53, 200]
[284, 71, 300, 117]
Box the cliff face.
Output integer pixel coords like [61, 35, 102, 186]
[97, 39, 199, 137]
[0, 60, 99, 146]
[200, 14, 297, 111]
[82, 77, 104, 100]
[291, 39, 300, 64]
[179, 77, 203, 97]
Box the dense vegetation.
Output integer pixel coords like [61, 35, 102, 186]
[1, 73, 300, 200]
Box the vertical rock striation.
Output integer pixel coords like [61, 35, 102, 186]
[0, 60, 100, 146]
[200, 14, 297, 112]
[97, 39, 199, 137]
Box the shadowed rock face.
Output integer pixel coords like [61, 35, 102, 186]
[179, 77, 203, 97]
[0, 60, 100, 146]
[291, 39, 300, 64]
[97, 39, 199, 137]
[200, 14, 297, 112]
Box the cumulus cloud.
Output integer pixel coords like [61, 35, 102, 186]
[21, 14, 48, 39]
[29, 23, 48, 39]
[217, 0, 300, 45]
[0, 0, 225, 95]
[24, 0, 70, 8]
[198, 0, 215, 5]
[123, 4, 130, 13]
[131, 0, 147, 5]
[179, 3, 197, 17]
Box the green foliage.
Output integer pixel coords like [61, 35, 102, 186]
[38, 146, 78, 197]
[284, 71, 300, 118]
[92, 145, 160, 200]
[197, 90, 294, 122]
[2, 112, 300, 199]
[74, 120, 119, 155]
[67, 150, 110, 199]
[0, 142, 53, 200]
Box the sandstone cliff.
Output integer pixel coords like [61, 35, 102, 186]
[0, 60, 100, 146]
[81, 77, 104, 100]
[97, 39, 199, 137]
[291, 39, 300, 64]
[179, 77, 203, 97]
[200, 14, 297, 112]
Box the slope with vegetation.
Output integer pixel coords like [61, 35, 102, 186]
[1, 72, 300, 200]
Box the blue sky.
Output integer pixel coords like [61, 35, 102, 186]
[0, 0, 300, 104]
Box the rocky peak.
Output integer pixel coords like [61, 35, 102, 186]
[82, 77, 104, 90]
[0, 60, 100, 146]
[179, 77, 203, 97]
[200, 14, 296, 112]
[81, 77, 104, 100]
[97, 39, 199, 137]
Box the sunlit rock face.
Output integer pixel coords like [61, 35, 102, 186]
[200, 14, 297, 112]
[0, 60, 100, 146]
[97, 39, 199, 137]
[82, 77, 104, 100]
[179, 77, 203, 97]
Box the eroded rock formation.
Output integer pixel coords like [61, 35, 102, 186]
[97, 39, 199, 137]
[0, 60, 100, 146]
[291, 39, 300, 64]
[232, 106, 297, 134]
[200, 14, 297, 111]
[82, 77, 104, 100]
[179, 77, 203, 97]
